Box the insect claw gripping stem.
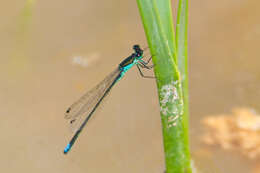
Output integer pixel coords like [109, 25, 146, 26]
[137, 64, 155, 78]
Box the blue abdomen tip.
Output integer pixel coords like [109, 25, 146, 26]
[64, 143, 71, 154]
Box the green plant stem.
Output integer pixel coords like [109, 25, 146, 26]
[137, 0, 191, 172]
[176, 0, 190, 160]
[176, 0, 191, 172]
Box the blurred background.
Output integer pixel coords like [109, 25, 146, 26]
[0, 0, 259, 172]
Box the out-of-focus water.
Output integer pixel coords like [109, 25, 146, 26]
[0, 0, 259, 173]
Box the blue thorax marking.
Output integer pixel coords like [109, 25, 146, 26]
[117, 56, 142, 81]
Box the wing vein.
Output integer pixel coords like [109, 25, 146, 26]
[64, 68, 121, 132]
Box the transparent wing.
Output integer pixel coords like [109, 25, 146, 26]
[64, 68, 121, 132]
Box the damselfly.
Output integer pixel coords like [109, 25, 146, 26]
[64, 45, 153, 154]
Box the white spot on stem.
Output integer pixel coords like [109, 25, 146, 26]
[159, 81, 183, 128]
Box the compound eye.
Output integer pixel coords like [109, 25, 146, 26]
[133, 45, 140, 51]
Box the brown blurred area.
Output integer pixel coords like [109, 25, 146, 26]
[0, 0, 259, 172]
[202, 108, 260, 159]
